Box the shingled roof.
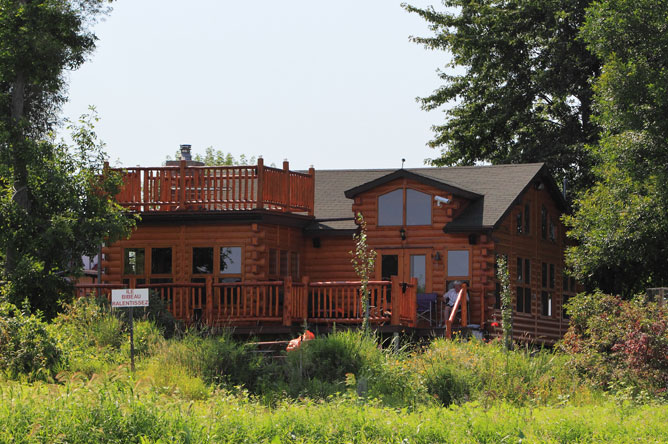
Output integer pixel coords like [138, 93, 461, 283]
[307, 163, 564, 233]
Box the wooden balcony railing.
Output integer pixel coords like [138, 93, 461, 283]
[445, 283, 468, 339]
[108, 158, 315, 215]
[74, 276, 422, 328]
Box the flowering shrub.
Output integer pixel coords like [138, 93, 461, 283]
[560, 291, 668, 397]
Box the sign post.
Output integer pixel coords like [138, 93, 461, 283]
[111, 288, 149, 371]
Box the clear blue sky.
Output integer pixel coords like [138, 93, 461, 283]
[62, 1, 449, 170]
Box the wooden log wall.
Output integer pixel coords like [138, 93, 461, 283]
[302, 236, 357, 282]
[101, 222, 265, 283]
[344, 177, 495, 328]
[489, 183, 572, 344]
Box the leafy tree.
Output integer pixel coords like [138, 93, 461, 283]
[565, 0, 668, 295]
[350, 213, 376, 333]
[0, 1, 134, 317]
[166, 146, 256, 166]
[403, 0, 601, 196]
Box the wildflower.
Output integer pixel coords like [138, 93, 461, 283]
[491, 322, 499, 327]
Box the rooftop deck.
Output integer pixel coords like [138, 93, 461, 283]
[110, 158, 315, 215]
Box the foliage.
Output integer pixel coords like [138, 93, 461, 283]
[48, 296, 126, 375]
[403, 0, 601, 196]
[496, 255, 513, 350]
[166, 146, 256, 166]
[0, 300, 61, 381]
[560, 291, 668, 397]
[0, 0, 135, 318]
[144, 331, 272, 394]
[565, 0, 668, 294]
[283, 330, 385, 399]
[350, 213, 377, 332]
[0, 377, 666, 444]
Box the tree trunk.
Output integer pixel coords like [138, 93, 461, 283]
[6, 71, 31, 275]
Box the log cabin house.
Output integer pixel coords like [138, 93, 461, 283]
[79, 147, 576, 343]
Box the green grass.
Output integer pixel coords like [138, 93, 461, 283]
[0, 375, 666, 443]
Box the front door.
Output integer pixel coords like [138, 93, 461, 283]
[377, 249, 431, 293]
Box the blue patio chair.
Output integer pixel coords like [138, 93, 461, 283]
[416, 292, 438, 325]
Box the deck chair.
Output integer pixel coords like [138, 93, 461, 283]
[416, 292, 438, 325]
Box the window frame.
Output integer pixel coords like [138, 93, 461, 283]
[377, 186, 433, 228]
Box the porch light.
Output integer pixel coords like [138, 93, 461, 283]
[399, 227, 406, 240]
[434, 251, 441, 261]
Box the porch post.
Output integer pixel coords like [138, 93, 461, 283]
[461, 282, 468, 328]
[390, 275, 400, 326]
[410, 277, 418, 327]
[179, 159, 186, 208]
[283, 276, 293, 326]
[256, 157, 264, 209]
[283, 160, 290, 212]
[302, 276, 310, 322]
[206, 276, 214, 326]
[308, 166, 315, 217]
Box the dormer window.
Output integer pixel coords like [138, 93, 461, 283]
[378, 188, 432, 226]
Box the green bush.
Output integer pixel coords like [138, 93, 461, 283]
[145, 331, 271, 392]
[0, 301, 61, 380]
[283, 330, 384, 398]
[561, 291, 668, 397]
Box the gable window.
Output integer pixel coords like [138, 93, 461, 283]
[516, 211, 523, 234]
[524, 204, 530, 234]
[378, 188, 432, 226]
[541, 205, 548, 240]
[378, 189, 403, 226]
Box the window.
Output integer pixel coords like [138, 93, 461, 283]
[406, 189, 432, 225]
[494, 282, 501, 309]
[516, 256, 531, 314]
[151, 248, 172, 275]
[124, 248, 145, 275]
[410, 254, 426, 293]
[541, 205, 548, 240]
[524, 204, 531, 234]
[378, 188, 432, 226]
[447, 250, 469, 277]
[280, 250, 289, 276]
[378, 189, 403, 226]
[192, 247, 213, 274]
[516, 287, 531, 314]
[516, 211, 523, 234]
[541, 262, 554, 316]
[290, 252, 300, 279]
[549, 218, 556, 242]
[220, 247, 242, 274]
[269, 248, 278, 275]
[541, 291, 552, 316]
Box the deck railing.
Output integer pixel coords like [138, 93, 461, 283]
[74, 276, 423, 328]
[445, 283, 468, 339]
[109, 158, 314, 215]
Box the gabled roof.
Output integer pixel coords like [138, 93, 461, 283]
[307, 163, 565, 233]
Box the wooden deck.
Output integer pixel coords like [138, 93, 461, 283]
[109, 158, 315, 215]
[75, 277, 472, 336]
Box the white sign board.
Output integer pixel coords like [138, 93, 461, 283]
[111, 289, 149, 308]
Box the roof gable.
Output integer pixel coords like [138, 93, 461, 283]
[307, 163, 565, 233]
[343, 169, 482, 200]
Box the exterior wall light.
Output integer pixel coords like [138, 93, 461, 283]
[399, 227, 406, 240]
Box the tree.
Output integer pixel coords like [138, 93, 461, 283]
[403, 0, 601, 196]
[565, 0, 668, 295]
[0, 1, 134, 317]
[350, 213, 376, 333]
[166, 147, 257, 166]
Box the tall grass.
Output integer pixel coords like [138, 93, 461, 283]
[0, 376, 665, 443]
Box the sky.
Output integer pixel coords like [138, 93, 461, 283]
[61, 1, 451, 170]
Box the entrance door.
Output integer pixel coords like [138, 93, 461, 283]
[377, 249, 431, 293]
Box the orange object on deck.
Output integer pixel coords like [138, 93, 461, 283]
[286, 330, 315, 351]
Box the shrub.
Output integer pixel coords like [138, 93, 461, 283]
[561, 291, 668, 397]
[283, 330, 384, 398]
[0, 301, 61, 380]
